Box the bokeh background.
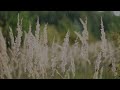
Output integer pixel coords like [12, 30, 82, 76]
[0, 11, 120, 45]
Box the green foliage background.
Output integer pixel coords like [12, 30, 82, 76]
[0, 11, 119, 44]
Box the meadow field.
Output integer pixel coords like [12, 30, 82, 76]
[0, 12, 120, 79]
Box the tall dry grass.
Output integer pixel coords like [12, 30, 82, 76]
[0, 14, 119, 79]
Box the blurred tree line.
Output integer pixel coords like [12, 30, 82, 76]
[0, 11, 120, 44]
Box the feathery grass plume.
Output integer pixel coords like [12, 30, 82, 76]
[93, 52, 102, 79]
[93, 17, 107, 79]
[51, 36, 57, 77]
[61, 31, 70, 73]
[74, 17, 91, 65]
[0, 28, 12, 79]
[100, 17, 108, 60]
[33, 21, 41, 78]
[29, 23, 49, 79]
[69, 49, 75, 78]
[15, 14, 23, 53]
[108, 42, 117, 77]
[25, 23, 35, 78]
[16, 17, 23, 78]
[35, 17, 40, 41]
[93, 17, 109, 79]
[34, 20, 49, 78]
[8, 14, 23, 78]
[80, 17, 88, 40]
